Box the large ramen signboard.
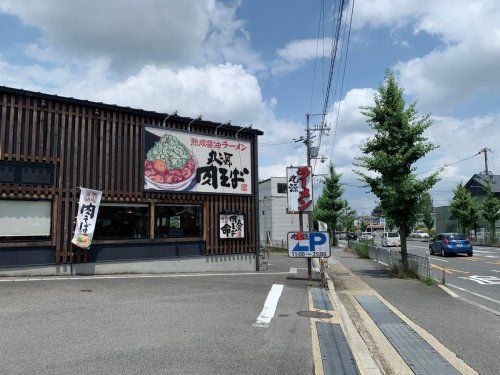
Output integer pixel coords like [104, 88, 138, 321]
[143, 125, 252, 195]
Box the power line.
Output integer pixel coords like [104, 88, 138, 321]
[309, 0, 325, 113]
[329, 0, 355, 161]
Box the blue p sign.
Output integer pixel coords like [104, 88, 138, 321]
[309, 232, 326, 250]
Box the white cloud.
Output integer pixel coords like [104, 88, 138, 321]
[353, 0, 500, 108]
[272, 38, 333, 74]
[0, 0, 263, 73]
[310, 86, 500, 212]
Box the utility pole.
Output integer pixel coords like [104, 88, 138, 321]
[477, 147, 493, 178]
[305, 114, 313, 280]
[303, 113, 330, 280]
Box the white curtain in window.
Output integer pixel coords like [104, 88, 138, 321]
[0, 200, 51, 236]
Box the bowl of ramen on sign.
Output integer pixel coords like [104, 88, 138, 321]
[144, 133, 198, 190]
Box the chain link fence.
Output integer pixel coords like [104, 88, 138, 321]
[348, 240, 430, 278]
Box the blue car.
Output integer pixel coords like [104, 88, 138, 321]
[429, 233, 473, 257]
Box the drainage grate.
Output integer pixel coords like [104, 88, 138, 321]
[311, 287, 334, 311]
[356, 295, 460, 375]
[316, 322, 360, 375]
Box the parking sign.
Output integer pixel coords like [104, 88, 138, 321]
[287, 231, 330, 258]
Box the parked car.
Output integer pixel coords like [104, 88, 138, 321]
[429, 233, 473, 257]
[360, 231, 374, 241]
[381, 232, 401, 247]
[411, 230, 430, 238]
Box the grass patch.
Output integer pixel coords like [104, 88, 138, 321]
[389, 262, 419, 279]
[420, 275, 437, 286]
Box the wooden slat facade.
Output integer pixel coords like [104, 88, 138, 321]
[0, 87, 262, 265]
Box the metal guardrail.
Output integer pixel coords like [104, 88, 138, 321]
[347, 240, 430, 278]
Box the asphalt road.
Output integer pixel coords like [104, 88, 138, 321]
[388, 238, 500, 313]
[0, 256, 315, 375]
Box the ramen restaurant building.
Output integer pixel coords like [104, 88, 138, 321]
[0, 86, 262, 276]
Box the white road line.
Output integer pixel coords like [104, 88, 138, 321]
[474, 250, 493, 254]
[429, 257, 449, 263]
[0, 271, 291, 283]
[253, 284, 284, 328]
[492, 270, 500, 273]
[438, 284, 460, 298]
[288, 267, 297, 274]
[447, 284, 500, 305]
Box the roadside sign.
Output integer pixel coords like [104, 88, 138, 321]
[286, 166, 313, 213]
[380, 217, 386, 225]
[287, 231, 330, 258]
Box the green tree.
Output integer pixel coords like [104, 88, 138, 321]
[313, 163, 344, 245]
[360, 221, 367, 232]
[355, 71, 439, 271]
[450, 182, 479, 234]
[339, 201, 356, 231]
[481, 183, 500, 244]
[420, 192, 434, 232]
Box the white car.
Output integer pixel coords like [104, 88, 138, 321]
[360, 231, 374, 241]
[411, 230, 430, 238]
[381, 232, 401, 247]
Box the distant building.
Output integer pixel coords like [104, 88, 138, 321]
[464, 174, 500, 198]
[435, 173, 500, 235]
[259, 177, 308, 247]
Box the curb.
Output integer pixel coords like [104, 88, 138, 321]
[317, 260, 381, 375]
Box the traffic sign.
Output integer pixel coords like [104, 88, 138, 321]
[287, 231, 330, 258]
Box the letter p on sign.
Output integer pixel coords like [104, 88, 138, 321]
[309, 232, 326, 250]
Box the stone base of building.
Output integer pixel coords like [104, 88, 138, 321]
[0, 254, 256, 277]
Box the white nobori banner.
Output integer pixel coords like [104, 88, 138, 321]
[71, 188, 103, 249]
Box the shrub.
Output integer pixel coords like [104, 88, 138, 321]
[352, 242, 369, 259]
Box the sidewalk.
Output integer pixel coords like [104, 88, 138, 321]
[325, 247, 496, 375]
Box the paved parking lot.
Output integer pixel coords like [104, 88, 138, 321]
[0, 256, 315, 375]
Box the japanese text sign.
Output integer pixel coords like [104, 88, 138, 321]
[287, 231, 330, 258]
[71, 188, 102, 249]
[286, 166, 313, 212]
[219, 213, 245, 239]
[143, 125, 252, 195]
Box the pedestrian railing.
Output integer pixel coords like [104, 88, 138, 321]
[347, 240, 431, 278]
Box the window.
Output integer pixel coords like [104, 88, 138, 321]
[155, 205, 202, 238]
[277, 183, 287, 194]
[94, 203, 150, 240]
[0, 200, 51, 241]
[0, 160, 53, 185]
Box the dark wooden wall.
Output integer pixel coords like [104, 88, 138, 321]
[0, 90, 259, 264]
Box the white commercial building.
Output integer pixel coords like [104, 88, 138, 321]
[259, 177, 309, 247]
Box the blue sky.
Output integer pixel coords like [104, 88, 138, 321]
[0, 0, 499, 214]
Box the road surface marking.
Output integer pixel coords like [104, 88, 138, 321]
[431, 264, 470, 274]
[429, 256, 449, 263]
[253, 284, 284, 328]
[474, 250, 493, 254]
[484, 255, 498, 258]
[447, 284, 500, 305]
[438, 284, 460, 298]
[458, 275, 500, 285]
[492, 270, 500, 273]
[288, 267, 298, 274]
[0, 271, 291, 283]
